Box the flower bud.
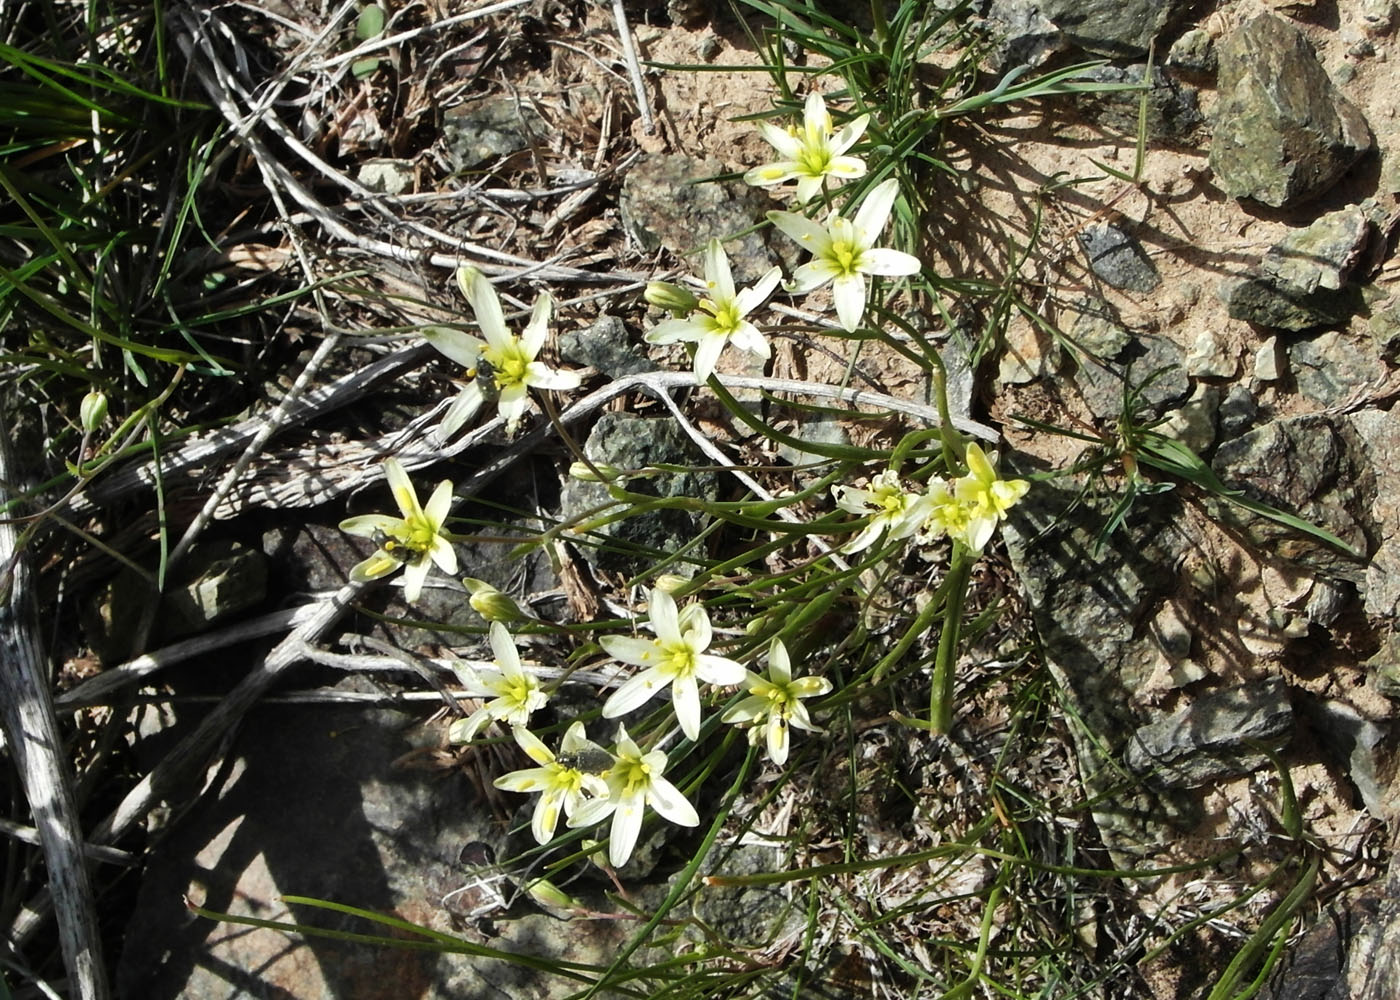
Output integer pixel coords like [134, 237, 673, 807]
[643, 281, 699, 317]
[653, 574, 689, 595]
[80, 390, 108, 432]
[463, 578, 529, 622]
[524, 877, 582, 913]
[568, 461, 623, 483]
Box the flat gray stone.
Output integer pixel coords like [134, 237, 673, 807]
[443, 97, 546, 171]
[1210, 13, 1374, 208]
[560, 412, 719, 576]
[1261, 207, 1372, 293]
[560, 314, 659, 378]
[1079, 223, 1162, 293]
[1125, 678, 1293, 788]
[983, 0, 1190, 62]
[1224, 275, 1361, 331]
[1290, 330, 1387, 407]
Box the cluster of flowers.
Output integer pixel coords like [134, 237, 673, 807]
[336, 90, 1030, 867]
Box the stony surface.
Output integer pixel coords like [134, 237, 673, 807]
[442, 97, 546, 172]
[619, 153, 790, 284]
[1124, 678, 1294, 788]
[560, 411, 719, 576]
[1209, 414, 1374, 584]
[982, 0, 1191, 63]
[559, 313, 659, 378]
[1289, 329, 1387, 407]
[1068, 331, 1190, 421]
[1210, 13, 1374, 208]
[1078, 223, 1162, 293]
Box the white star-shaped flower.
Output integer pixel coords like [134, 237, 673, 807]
[644, 240, 780, 383]
[567, 724, 699, 868]
[422, 267, 581, 436]
[600, 587, 746, 741]
[493, 722, 610, 845]
[744, 91, 869, 205]
[449, 622, 549, 743]
[832, 468, 933, 554]
[339, 457, 457, 602]
[720, 638, 831, 765]
[768, 177, 921, 331]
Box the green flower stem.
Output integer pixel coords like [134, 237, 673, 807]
[930, 543, 973, 734]
[867, 577, 949, 686]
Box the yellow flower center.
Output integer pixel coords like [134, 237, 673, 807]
[491, 346, 530, 389]
[703, 300, 743, 338]
[798, 144, 833, 177]
[829, 238, 858, 276]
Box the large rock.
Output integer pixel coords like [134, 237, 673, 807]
[1124, 678, 1294, 788]
[1210, 13, 1373, 208]
[981, 0, 1190, 63]
[560, 412, 720, 576]
[620, 153, 791, 284]
[1209, 414, 1373, 584]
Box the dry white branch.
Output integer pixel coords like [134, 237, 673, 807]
[0, 409, 109, 999]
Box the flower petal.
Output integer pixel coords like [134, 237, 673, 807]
[769, 638, 791, 684]
[766, 715, 790, 765]
[489, 621, 523, 676]
[449, 706, 492, 744]
[532, 789, 563, 844]
[827, 154, 867, 179]
[429, 536, 458, 575]
[339, 514, 403, 537]
[401, 556, 432, 602]
[795, 174, 824, 205]
[768, 210, 831, 250]
[830, 114, 870, 156]
[735, 266, 782, 314]
[786, 259, 840, 295]
[521, 292, 553, 358]
[720, 694, 769, 724]
[349, 550, 402, 582]
[609, 794, 645, 867]
[645, 316, 705, 345]
[702, 239, 735, 302]
[422, 326, 485, 368]
[600, 634, 660, 666]
[646, 775, 699, 827]
[384, 457, 422, 520]
[696, 654, 746, 686]
[567, 795, 616, 829]
[493, 765, 553, 792]
[497, 384, 529, 433]
[602, 666, 669, 718]
[858, 247, 922, 277]
[457, 266, 511, 351]
[692, 332, 727, 383]
[648, 588, 681, 643]
[756, 121, 803, 160]
[831, 272, 869, 331]
[423, 479, 454, 529]
[525, 362, 581, 391]
[672, 675, 702, 741]
[513, 726, 555, 765]
[439, 383, 485, 438]
[744, 161, 801, 187]
[853, 177, 900, 242]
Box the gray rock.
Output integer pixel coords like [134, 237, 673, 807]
[1074, 64, 1205, 144]
[692, 846, 805, 948]
[1366, 293, 1400, 356]
[559, 314, 659, 378]
[1261, 207, 1372, 293]
[1260, 881, 1385, 1000]
[776, 417, 853, 471]
[1210, 13, 1374, 208]
[118, 687, 634, 1000]
[1290, 330, 1387, 407]
[620, 153, 789, 285]
[1366, 631, 1400, 697]
[1298, 698, 1387, 818]
[1079, 223, 1162, 292]
[1217, 384, 1260, 438]
[1070, 332, 1189, 421]
[982, 0, 1191, 62]
[1223, 276, 1361, 331]
[1167, 27, 1217, 74]
[1002, 470, 1200, 857]
[1209, 414, 1373, 583]
[1071, 306, 1133, 357]
[1124, 678, 1293, 788]
[443, 97, 546, 172]
[998, 318, 1059, 384]
[1348, 408, 1400, 617]
[560, 412, 719, 576]
[1360, 0, 1399, 36]
[162, 539, 268, 639]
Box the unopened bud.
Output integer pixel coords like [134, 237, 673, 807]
[463, 578, 528, 622]
[80, 390, 108, 432]
[568, 461, 623, 483]
[524, 877, 582, 912]
[653, 574, 689, 595]
[644, 281, 699, 317]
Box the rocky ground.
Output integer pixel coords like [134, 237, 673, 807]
[14, 0, 1400, 997]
